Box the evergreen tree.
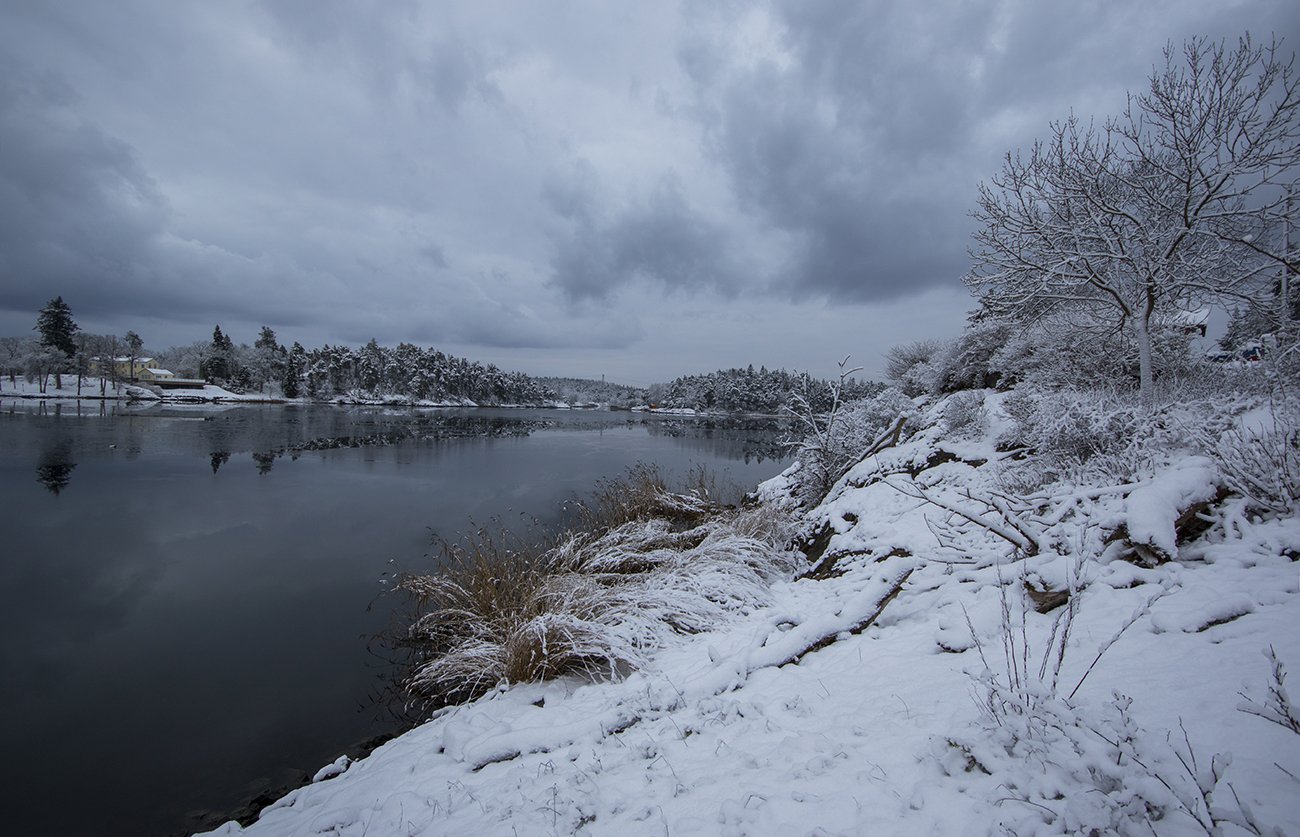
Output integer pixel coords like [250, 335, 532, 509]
[200, 325, 235, 382]
[35, 296, 78, 357]
[35, 297, 78, 389]
[254, 326, 278, 351]
[281, 342, 305, 398]
[252, 326, 284, 392]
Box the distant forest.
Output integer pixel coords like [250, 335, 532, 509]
[654, 366, 883, 413]
[4, 300, 883, 413]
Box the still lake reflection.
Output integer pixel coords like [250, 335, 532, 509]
[0, 399, 790, 837]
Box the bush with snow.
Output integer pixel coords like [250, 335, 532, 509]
[942, 390, 988, 437]
[786, 386, 915, 503]
[1204, 406, 1300, 516]
[932, 321, 1014, 393]
[886, 339, 947, 397]
[988, 323, 1201, 395]
[996, 388, 1151, 485]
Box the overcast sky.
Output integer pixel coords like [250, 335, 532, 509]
[1, 1, 1295, 384]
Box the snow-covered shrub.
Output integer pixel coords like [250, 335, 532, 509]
[1207, 406, 1300, 515]
[1148, 359, 1270, 404]
[990, 324, 1199, 394]
[932, 321, 1014, 393]
[398, 476, 796, 707]
[1238, 646, 1300, 735]
[787, 386, 915, 503]
[886, 339, 947, 397]
[942, 391, 987, 437]
[998, 388, 1149, 483]
[1270, 337, 1300, 392]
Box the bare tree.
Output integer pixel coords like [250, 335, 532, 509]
[966, 36, 1300, 401]
[89, 334, 122, 396]
[0, 336, 32, 388]
[74, 333, 90, 396]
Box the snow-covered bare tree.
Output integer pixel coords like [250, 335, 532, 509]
[0, 336, 32, 388]
[966, 36, 1300, 401]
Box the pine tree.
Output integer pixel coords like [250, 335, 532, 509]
[254, 326, 278, 351]
[253, 326, 284, 393]
[281, 342, 305, 399]
[34, 296, 78, 389]
[200, 325, 234, 382]
[35, 296, 78, 357]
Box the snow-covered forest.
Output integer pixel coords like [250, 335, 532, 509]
[655, 365, 882, 414]
[4, 315, 883, 413]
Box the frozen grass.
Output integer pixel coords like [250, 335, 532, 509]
[398, 467, 797, 707]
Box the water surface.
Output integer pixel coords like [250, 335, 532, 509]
[0, 400, 789, 836]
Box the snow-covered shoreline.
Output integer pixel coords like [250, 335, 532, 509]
[0, 379, 289, 404]
[0, 379, 559, 409]
[1, 379, 796, 416]
[195, 388, 1300, 836]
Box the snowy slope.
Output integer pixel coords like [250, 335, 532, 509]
[200, 391, 1300, 836]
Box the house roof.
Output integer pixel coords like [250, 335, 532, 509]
[144, 368, 174, 376]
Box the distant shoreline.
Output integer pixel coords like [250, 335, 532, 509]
[0, 387, 778, 416]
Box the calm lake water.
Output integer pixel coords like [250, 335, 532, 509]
[0, 399, 790, 837]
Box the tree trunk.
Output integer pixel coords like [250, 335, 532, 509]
[1133, 315, 1154, 405]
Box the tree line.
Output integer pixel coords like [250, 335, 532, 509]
[1, 303, 556, 404]
[654, 365, 882, 414]
[6, 302, 881, 411]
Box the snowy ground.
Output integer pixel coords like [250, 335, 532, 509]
[0, 376, 292, 403]
[160, 384, 289, 403]
[0, 375, 142, 400]
[199, 390, 1300, 836]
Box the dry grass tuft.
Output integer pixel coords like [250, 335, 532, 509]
[397, 466, 796, 708]
[572, 462, 724, 532]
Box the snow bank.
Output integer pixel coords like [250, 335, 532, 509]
[1122, 456, 1220, 562]
[197, 391, 1300, 837]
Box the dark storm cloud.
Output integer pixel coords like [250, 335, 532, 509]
[658, 0, 1300, 303]
[0, 61, 169, 316]
[548, 176, 743, 301]
[701, 59, 967, 300]
[672, 1, 1067, 301]
[2, 0, 1296, 379]
[0, 58, 332, 332]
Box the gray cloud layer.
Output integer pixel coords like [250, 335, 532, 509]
[2, 0, 1296, 379]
